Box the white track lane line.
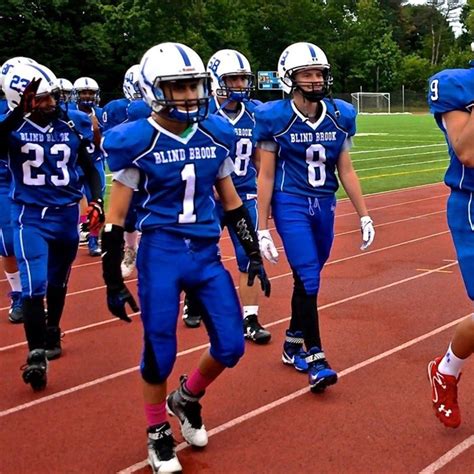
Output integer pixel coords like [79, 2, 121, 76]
[0, 259, 458, 419]
[0, 227, 451, 352]
[118, 310, 470, 474]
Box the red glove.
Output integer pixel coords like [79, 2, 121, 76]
[86, 199, 105, 232]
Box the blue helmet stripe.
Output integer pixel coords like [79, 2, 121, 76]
[307, 44, 317, 61]
[175, 45, 191, 66]
[29, 64, 52, 83]
[235, 52, 244, 69]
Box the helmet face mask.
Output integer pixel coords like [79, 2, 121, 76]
[278, 42, 333, 101]
[153, 75, 211, 123]
[139, 42, 211, 124]
[207, 49, 254, 102]
[73, 77, 100, 107]
[292, 67, 332, 102]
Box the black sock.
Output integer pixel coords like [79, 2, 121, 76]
[290, 272, 321, 350]
[46, 285, 67, 327]
[23, 296, 46, 351]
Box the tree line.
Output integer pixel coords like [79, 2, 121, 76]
[1, 0, 473, 101]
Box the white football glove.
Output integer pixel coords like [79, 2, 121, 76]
[360, 216, 375, 251]
[257, 229, 279, 264]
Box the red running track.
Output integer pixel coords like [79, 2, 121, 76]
[1, 182, 472, 473]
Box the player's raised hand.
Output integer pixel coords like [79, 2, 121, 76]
[360, 216, 375, 250]
[257, 229, 279, 264]
[20, 78, 41, 115]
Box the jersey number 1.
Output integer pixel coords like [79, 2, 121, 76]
[179, 163, 197, 223]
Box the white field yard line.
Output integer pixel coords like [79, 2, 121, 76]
[118, 308, 469, 474]
[353, 150, 444, 164]
[0, 260, 459, 421]
[350, 144, 446, 155]
[0, 227, 451, 352]
[419, 436, 474, 473]
[356, 159, 445, 173]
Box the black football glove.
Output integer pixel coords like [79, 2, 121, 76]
[247, 254, 271, 297]
[101, 223, 139, 322]
[106, 286, 139, 323]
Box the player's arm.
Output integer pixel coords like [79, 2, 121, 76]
[101, 175, 138, 322]
[443, 110, 474, 167]
[337, 150, 375, 250]
[215, 175, 271, 297]
[336, 150, 368, 218]
[256, 147, 276, 230]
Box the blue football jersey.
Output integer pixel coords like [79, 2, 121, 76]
[102, 98, 130, 131]
[253, 98, 356, 198]
[127, 100, 152, 122]
[4, 110, 93, 206]
[0, 98, 11, 192]
[428, 67, 474, 192]
[103, 115, 237, 238]
[209, 97, 261, 199]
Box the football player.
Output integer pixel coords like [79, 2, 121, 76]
[73, 76, 105, 256]
[0, 56, 39, 323]
[0, 63, 104, 390]
[183, 48, 270, 343]
[102, 65, 142, 278]
[255, 42, 375, 393]
[427, 60, 474, 429]
[101, 42, 270, 473]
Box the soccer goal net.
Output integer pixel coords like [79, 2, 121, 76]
[351, 92, 391, 114]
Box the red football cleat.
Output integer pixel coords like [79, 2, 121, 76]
[428, 356, 461, 428]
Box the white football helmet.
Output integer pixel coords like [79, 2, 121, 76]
[0, 56, 37, 92]
[4, 62, 59, 110]
[123, 64, 142, 100]
[58, 78, 73, 102]
[207, 49, 254, 102]
[278, 42, 332, 100]
[138, 42, 211, 123]
[73, 76, 100, 106]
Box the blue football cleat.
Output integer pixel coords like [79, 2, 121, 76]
[88, 235, 101, 257]
[306, 346, 338, 393]
[282, 330, 308, 372]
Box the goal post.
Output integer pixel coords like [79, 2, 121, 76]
[350, 92, 391, 114]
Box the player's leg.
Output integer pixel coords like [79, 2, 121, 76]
[83, 159, 105, 257]
[0, 187, 23, 323]
[12, 204, 49, 391]
[227, 198, 271, 344]
[121, 192, 139, 278]
[45, 206, 80, 360]
[1, 238, 23, 324]
[273, 193, 337, 392]
[428, 190, 474, 428]
[137, 232, 186, 472]
[168, 241, 244, 448]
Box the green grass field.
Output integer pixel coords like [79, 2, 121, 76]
[345, 113, 447, 198]
[105, 113, 448, 204]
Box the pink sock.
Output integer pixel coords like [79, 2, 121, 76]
[144, 401, 167, 427]
[80, 215, 87, 224]
[185, 368, 217, 395]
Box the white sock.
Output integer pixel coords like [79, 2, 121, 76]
[124, 231, 138, 249]
[243, 306, 258, 318]
[5, 271, 21, 293]
[438, 343, 466, 377]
